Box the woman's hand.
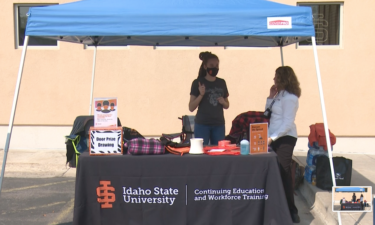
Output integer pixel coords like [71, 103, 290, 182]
[217, 97, 226, 105]
[217, 97, 230, 109]
[269, 85, 278, 98]
[198, 82, 205, 96]
[188, 82, 206, 112]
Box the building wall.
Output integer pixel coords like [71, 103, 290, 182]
[1, 0, 374, 142]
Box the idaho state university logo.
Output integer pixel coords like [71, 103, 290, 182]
[97, 181, 115, 208]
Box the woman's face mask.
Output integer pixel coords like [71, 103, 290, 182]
[205, 58, 219, 77]
[206, 67, 219, 77]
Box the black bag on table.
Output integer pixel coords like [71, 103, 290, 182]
[123, 127, 144, 142]
[162, 115, 195, 144]
[316, 155, 352, 190]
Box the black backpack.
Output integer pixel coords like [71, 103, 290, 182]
[65, 116, 122, 167]
[316, 155, 352, 190]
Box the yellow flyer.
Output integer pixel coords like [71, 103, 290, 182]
[250, 123, 268, 154]
[94, 97, 118, 127]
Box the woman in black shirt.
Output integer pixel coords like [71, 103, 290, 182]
[189, 52, 229, 145]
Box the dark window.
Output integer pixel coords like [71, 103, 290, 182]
[16, 4, 58, 47]
[298, 3, 341, 46]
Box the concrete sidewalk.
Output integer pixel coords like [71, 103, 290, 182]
[0, 149, 76, 178]
[0, 149, 374, 225]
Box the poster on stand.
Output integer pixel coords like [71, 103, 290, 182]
[94, 97, 117, 127]
[250, 123, 268, 154]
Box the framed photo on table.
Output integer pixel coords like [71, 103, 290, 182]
[89, 127, 123, 155]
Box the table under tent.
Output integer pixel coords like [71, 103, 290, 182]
[1, 0, 341, 223]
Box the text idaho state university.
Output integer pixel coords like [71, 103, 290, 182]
[123, 187, 178, 206]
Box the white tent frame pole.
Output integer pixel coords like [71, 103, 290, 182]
[0, 36, 30, 195]
[89, 46, 98, 115]
[280, 46, 284, 66]
[311, 36, 342, 225]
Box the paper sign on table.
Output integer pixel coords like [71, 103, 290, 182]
[89, 127, 123, 155]
[250, 123, 268, 154]
[94, 97, 118, 127]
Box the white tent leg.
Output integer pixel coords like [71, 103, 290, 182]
[0, 36, 30, 195]
[312, 36, 342, 225]
[280, 46, 284, 66]
[89, 46, 98, 115]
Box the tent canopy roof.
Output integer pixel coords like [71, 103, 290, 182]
[25, 0, 315, 47]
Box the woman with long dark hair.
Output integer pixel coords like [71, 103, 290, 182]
[189, 51, 229, 145]
[266, 66, 301, 223]
[352, 193, 357, 202]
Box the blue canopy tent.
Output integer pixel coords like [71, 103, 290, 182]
[1, 1, 338, 221]
[25, 0, 315, 46]
[336, 187, 366, 192]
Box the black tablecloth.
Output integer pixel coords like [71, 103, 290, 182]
[341, 203, 363, 210]
[73, 152, 293, 225]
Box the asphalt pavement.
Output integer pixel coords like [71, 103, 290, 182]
[0, 177, 75, 225]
